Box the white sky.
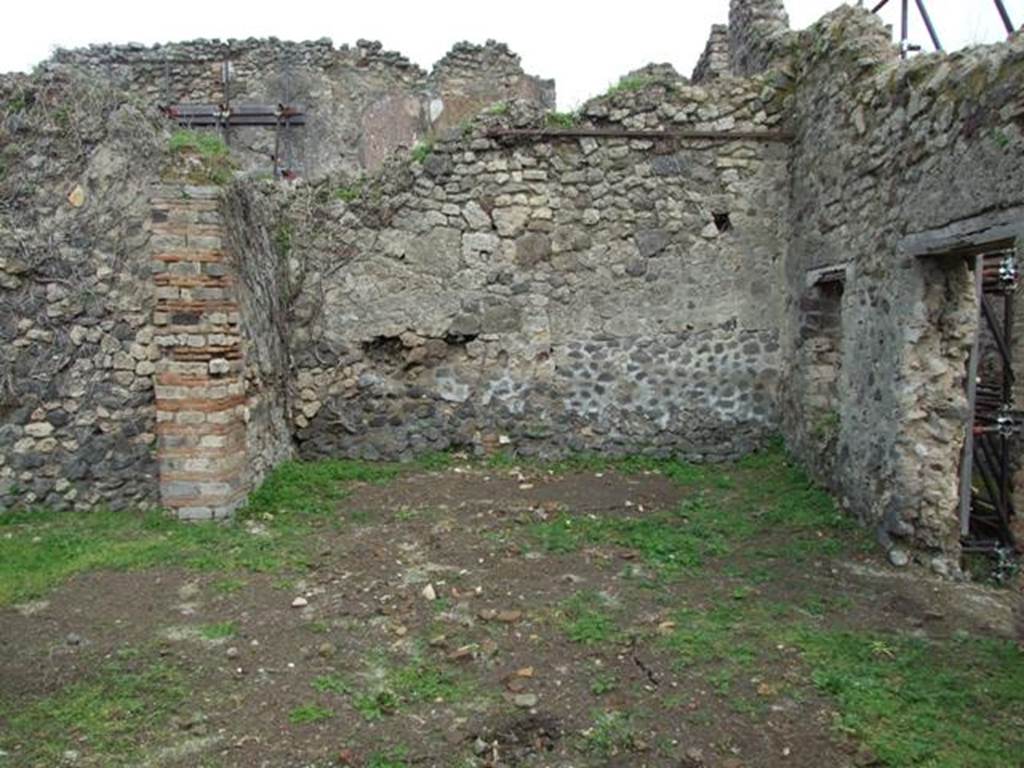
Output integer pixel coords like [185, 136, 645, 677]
[1, 0, 1021, 108]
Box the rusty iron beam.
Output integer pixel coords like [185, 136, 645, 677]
[485, 127, 794, 143]
[161, 103, 306, 127]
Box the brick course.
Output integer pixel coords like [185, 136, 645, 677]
[151, 186, 249, 520]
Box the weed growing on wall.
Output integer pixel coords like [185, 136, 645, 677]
[604, 74, 654, 97]
[410, 138, 434, 164]
[167, 129, 234, 185]
[545, 110, 578, 128]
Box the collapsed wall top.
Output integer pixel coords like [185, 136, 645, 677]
[44, 37, 555, 177]
[693, 0, 793, 81]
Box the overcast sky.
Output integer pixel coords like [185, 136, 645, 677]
[1, 0, 1021, 108]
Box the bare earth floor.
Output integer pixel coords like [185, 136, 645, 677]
[1, 451, 1023, 768]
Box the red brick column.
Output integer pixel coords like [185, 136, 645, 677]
[150, 186, 248, 519]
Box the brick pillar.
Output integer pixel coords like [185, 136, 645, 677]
[150, 186, 248, 520]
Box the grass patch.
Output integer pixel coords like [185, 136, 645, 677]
[604, 75, 654, 97]
[353, 690, 399, 720]
[211, 577, 246, 594]
[0, 458, 404, 606]
[353, 656, 469, 721]
[528, 442, 859, 570]
[311, 674, 351, 695]
[590, 672, 619, 695]
[335, 177, 365, 202]
[532, 497, 729, 571]
[244, 458, 399, 519]
[199, 621, 236, 640]
[660, 603, 767, 670]
[169, 129, 228, 158]
[411, 138, 434, 164]
[288, 703, 334, 724]
[368, 747, 409, 768]
[561, 592, 620, 645]
[545, 110, 578, 128]
[389, 658, 465, 703]
[0, 659, 186, 765]
[580, 710, 638, 758]
[791, 628, 1024, 767]
[167, 129, 234, 185]
[273, 222, 293, 257]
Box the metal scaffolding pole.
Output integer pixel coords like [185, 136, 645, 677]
[993, 0, 1016, 34]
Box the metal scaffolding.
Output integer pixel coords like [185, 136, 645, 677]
[960, 247, 1021, 555]
[159, 48, 306, 178]
[870, 0, 1017, 58]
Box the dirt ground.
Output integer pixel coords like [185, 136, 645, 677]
[1, 461, 1021, 768]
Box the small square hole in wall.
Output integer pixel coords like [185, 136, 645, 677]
[713, 211, 731, 232]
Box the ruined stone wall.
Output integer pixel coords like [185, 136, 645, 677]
[222, 183, 294, 487]
[728, 0, 793, 77]
[0, 71, 165, 510]
[46, 38, 554, 178]
[693, 25, 731, 83]
[781, 6, 1024, 566]
[276, 73, 791, 462]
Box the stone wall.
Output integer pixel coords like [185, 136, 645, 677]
[274, 73, 791, 462]
[0, 71, 165, 510]
[5, 0, 1024, 574]
[728, 0, 793, 77]
[46, 38, 555, 178]
[693, 25, 731, 83]
[222, 183, 294, 488]
[780, 6, 1024, 567]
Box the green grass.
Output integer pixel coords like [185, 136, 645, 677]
[0, 458, 405, 606]
[545, 111, 578, 128]
[528, 443, 858, 571]
[0, 659, 187, 765]
[167, 129, 233, 185]
[169, 129, 228, 158]
[561, 592, 620, 645]
[790, 628, 1024, 767]
[590, 672, 619, 695]
[211, 577, 246, 594]
[311, 674, 351, 695]
[352, 656, 469, 721]
[604, 75, 654, 97]
[353, 690, 399, 720]
[5, 90, 31, 114]
[367, 747, 409, 768]
[660, 603, 767, 670]
[658, 594, 1024, 766]
[199, 621, 236, 640]
[335, 177, 365, 202]
[287, 703, 334, 724]
[411, 138, 434, 163]
[581, 710, 638, 757]
[273, 222, 293, 257]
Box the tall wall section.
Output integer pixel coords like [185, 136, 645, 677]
[727, 0, 793, 77]
[0, 71, 165, 510]
[265, 71, 792, 462]
[780, 7, 1024, 565]
[46, 39, 555, 178]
